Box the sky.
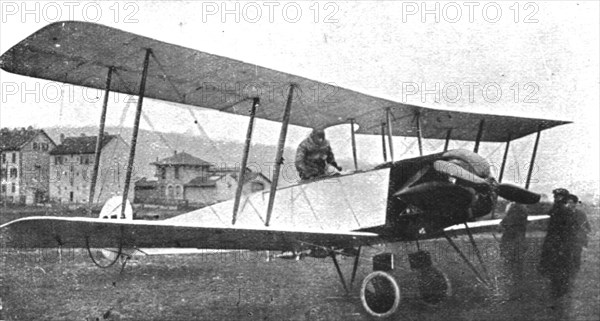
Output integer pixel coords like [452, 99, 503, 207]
[0, 1, 598, 198]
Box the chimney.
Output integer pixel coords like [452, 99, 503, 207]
[60, 133, 65, 144]
[80, 133, 86, 137]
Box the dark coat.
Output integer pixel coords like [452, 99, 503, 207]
[538, 204, 586, 278]
[295, 132, 338, 180]
[500, 203, 529, 260]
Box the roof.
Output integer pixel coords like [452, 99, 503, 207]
[231, 171, 271, 184]
[0, 21, 571, 143]
[50, 135, 116, 155]
[152, 152, 211, 167]
[0, 127, 49, 151]
[185, 176, 219, 187]
[135, 177, 158, 188]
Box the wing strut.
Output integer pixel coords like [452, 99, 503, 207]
[232, 97, 259, 225]
[416, 112, 424, 156]
[89, 66, 114, 214]
[121, 49, 152, 219]
[380, 123, 387, 162]
[265, 85, 296, 226]
[349, 119, 358, 170]
[473, 119, 485, 153]
[386, 108, 395, 160]
[498, 133, 512, 183]
[443, 128, 452, 152]
[525, 125, 542, 189]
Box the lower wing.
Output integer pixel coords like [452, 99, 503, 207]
[0, 216, 381, 251]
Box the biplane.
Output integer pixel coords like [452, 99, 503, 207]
[0, 21, 571, 318]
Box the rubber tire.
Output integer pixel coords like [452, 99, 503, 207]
[360, 271, 401, 318]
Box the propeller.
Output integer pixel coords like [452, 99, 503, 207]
[433, 160, 541, 204]
[497, 183, 541, 204]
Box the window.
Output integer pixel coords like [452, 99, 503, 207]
[9, 168, 18, 178]
[167, 185, 174, 199]
[174, 166, 180, 179]
[34, 165, 41, 180]
[55, 156, 63, 165]
[11, 183, 15, 193]
[42, 143, 48, 151]
[160, 167, 166, 180]
[11, 153, 16, 163]
[175, 185, 182, 198]
[33, 142, 38, 150]
[0, 168, 5, 179]
[1, 184, 5, 193]
[1, 153, 5, 163]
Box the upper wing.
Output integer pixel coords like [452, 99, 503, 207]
[443, 215, 549, 236]
[0, 216, 381, 251]
[0, 21, 569, 141]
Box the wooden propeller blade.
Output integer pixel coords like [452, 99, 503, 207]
[497, 184, 541, 204]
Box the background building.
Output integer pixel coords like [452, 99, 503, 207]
[0, 127, 56, 204]
[49, 133, 130, 204]
[134, 151, 271, 207]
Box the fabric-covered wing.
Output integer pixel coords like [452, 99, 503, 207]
[0, 216, 381, 250]
[354, 108, 569, 141]
[0, 21, 569, 142]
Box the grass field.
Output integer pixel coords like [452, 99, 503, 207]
[1, 206, 598, 320]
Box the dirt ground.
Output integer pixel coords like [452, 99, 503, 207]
[1, 207, 598, 321]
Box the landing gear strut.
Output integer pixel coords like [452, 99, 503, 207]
[360, 251, 452, 318]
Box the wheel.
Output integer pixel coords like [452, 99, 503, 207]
[417, 267, 452, 305]
[85, 196, 133, 268]
[360, 271, 401, 318]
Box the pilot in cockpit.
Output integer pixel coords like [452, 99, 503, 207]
[295, 128, 342, 181]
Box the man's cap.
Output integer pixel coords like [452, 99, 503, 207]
[566, 194, 579, 203]
[552, 188, 570, 196]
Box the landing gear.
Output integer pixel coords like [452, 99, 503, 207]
[409, 251, 452, 305]
[358, 251, 452, 318]
[360, 252, 401, 318]
[85, 236, 123, 268]
[360, 271, 401, 318]
[416, 266, 452, 305]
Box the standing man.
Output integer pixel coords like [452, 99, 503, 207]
[295, 128, 341, 181]
[500, 202, 530, 300]
[538, 188, 588, 298]
[565, 194, 592, 274]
